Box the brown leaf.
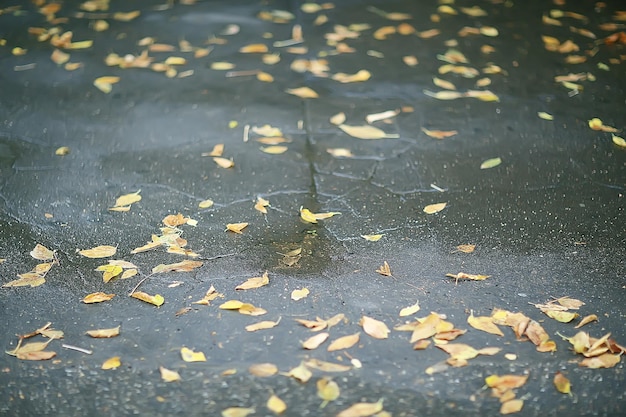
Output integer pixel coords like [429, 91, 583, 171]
[360, 316, 390, 339]
[152, 260, 203, 273]
[500, 399, 524, 415]
[376, 261, 392, 277]
[16, 350, 56, 361]
[328, 332, 360, 351]
[226, 222, 248, 234]
[580, 353, 620, 369]
[336, 399, 384, 417]
[86, 325, 120, 338]
[455, 244, 475, 253]
[236, 271, 269, 290]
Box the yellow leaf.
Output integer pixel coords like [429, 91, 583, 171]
[267, 394, 287, 414]
[239, 43, 268, 53]
[226, 222, 249, 234]
[468, 310, 504, 336]
[332, 69, 371, 83]
[433, 77, 456, 90]
[55, 146, 70, 156]
[180, 347, 206, 362]
[360, 316, 390, 339]
[248, 363, 278, 377]
[164, 56, 186, 66]
[256, 71, 274, 82]
[500, 399, 523, 415]
[94, 76, 120, 93]
[538, 112, 554, 120]
[102, 356, 121, 370]
[160, 366, 181, 382]
[327, 332, 360, 351]
[480, 157, 502, 169]
[423, 202, 447, 214]
[423, 90, 464, 100]
[67, 40, 93, 49]
[575, 314, 598, 329]
[365, 109, 399, 124]
[30, 244, 54, 261]
[399, 301, 421, 317]
[291, 288, 309, 300]
[376, 261, 392, 277]
[86, 325, 120, 338]
[162, 213, 189, 227]
[110, 191, 141, 208]
[361, 234, 383, 241]
[337, 399, 384, 417]
[373, 26, 396, 40]
[446, 272, 490, 283]
[16, 350, 56, 361]
[545, 310, 579, 323]
[421, 128, 458, 139]
[219, 300, 245, 310]
[317, 377, 340, 405]
[286, 362, 312, 383]
[221, 407, 255, 417]
[2, 274, 46, 288]
[553, 372, 571, 394]
[152, 260, 203, 273]
[300, 207, 318, 224]
[95, 264, 123, 283]
[79, 245, 117, 258]
[285, 86, 319, 98]
[612, 134, 626, 148]
[236, 271, 269, 290]
[83, 292, 115, 304]
[302, 332, 329, 350]
[338, 124, 398, 139]
[330, 112, 346, 126]
[580, 353, 620, 369]
[304, 358, 351, 372]
[254, 197, 270, 214]
[237, 304, 267, 316]
[113, 11, 140, 21]
[199, 199, 214, 208]
[51, 49, 70, 65]
[131, 291, 164, 307]
[260, 145, 288, 154]
[245, 318, 281, 332]
[211, 62, 235, 70]
[213, 157, 234, 168]
[455, 244, 476, 253]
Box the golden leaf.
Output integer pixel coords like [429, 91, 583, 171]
[221, 407, 255, 417]
[486, 374, 529, 391]
[3, 274, 46, 288]
[373, 26, 396, 40]
[575, 314, 598, 329]
[338, 124, 398, 139]
[302, 332, 329, 350]
[403, 55, 419, 66]
[286, 362, 312, 383]
[236, 271, 269, 290]
[330, 112, 346, 126]
[213, 157, 234, 168]
[332, 69, 371, 83]
[131, 291, 164, 307]
[500, 399, 523, 415]
[361, 234, 383, 241]
[545, 310, 579, 323]
[260, 145, 288, 154]
[553, 372, 571, 394]
[193, 285, 224, 305]
[252, 125, 283, 137]
[180, 347, 206, 362]
[421, 128, 458, 139]
[337, 399, 384, 417]
[199, 199, 214, 209]
[304, 358, 351, 372]
[317, 377, 340, 406]
[423, 202, 447, 214]
[30, 244, 54, 261]
[93, 76, 120, 93]
[461, 6, 487, 16]
[256, 137, 290, 145]
[152, 260, 203, 273]
[256, 72, 274, 82]
[86, 325, 120, 338]
[327, 332, 360, 351]
[360, 316, 390, 339]
[579, 353, 620, 369]
[376, 261, 392, 277]
[83, 292, 115, 304]
[237, 304, 267, 316]
[16, 350, 57, 361]
[51, 49, 70, 65]
[538, 112, 554, 120]
[101, 356, 121, 370]
[245, 318, 280, 332]
[248, 363, 278, 377]
[55, 146, 70, 156]
[160, 366, 181, 382]
[78, 245, 117, 258]
[285, 86, 319, 98]
[267, 394, 287, 414]
[399, 301, 420, 317]
[113, 11, 140, 21]
[612, 134, 626, 148]
[468, 310, 504, 336]
[239, 43, 268, 53]
[291, 288, 309, 300]
[418, 29, 440, 38]
[480, 157, 502, 169]
[95, 264, 123, 283]
[254, 197, 270, 214]
[365, 109, 399, 124]
[211, 62, 235, 70]
[226, 222, 249, 234]
[433, 77, 456, 90]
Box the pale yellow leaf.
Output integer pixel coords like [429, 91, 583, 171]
[423, 90, 464, 100]
[226, 222, 249, 234]
[86, 325, 120, 338]
[468, 310, 504, 336]
[236, 271, 269, 290]
[330, 112, 346, 126]
[240, 43, 268, 53]
[300, 207, 318, 224]
[304, 358, 351, 372]
[433, 77, 456, 90]
[211, 62, 235, 70]
[267, 394, 287, 414]
[575, 314, 598, 329]
[361, 234, 383, 241]
[248, 362, 278, 377]
[327, 332, 360, 351]
[338, 124, 398, 139]
[131, 291, 164, 307]
[245, 318, 280, 332]
[317, 377, 340, 404]
[291, 288, 309, 300]
[199, 199, 214, 208]
[612, 134, 626, 148]
[55, 146, 70, 156]
[78, 245, 117, 258]
[160, 366, 181, 382]
[285, 86, 319, 98]
[421, 127, 458, 140]
[219, 300, 245, 310]
[501, 399, 523, 415]
[360, 316, 390, 339]
[423, 202, 447, 214]
[102, 356, 121, 369]
[327, 148, 354, 158]
[286, 362, 312, 383]
[480, 157, 502, 169]
[332, 69, 371, 83]
[260, 145, 288, 154]
[336, 399, 384, 417]
[538, 112, 554, 120]
[303, 332, 329, 349]
[30, 244, 54, 261]
[180, 347, 206, 362]
[213, 157, 234, 168]
[399, 301, 421, 317]
[221, 407, 255, 417]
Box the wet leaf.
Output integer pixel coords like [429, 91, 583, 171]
[226, 222, 249, 234]
[248, 362, 278, 377]
[330, 112, 347, 125]
[403, 55, 419, 66]
[94, 76, 120, 93]
[221, 407, 255, 417]
[337, 399, 384, 417]
[291, 288, 309, 301]
[365, 109, 399, 124]
[421, 128, 458, 140]
[131, 291, 164, 307]
[102, 356, 121, 370]
[30, 244, 54, 261]
[113, 11, 140, 21]
[480, 157, 502, 169]
[554, 372, 571, 394]
[236, 271, 269, 290]
[303, 332, 330, 350]
[588, 118, 618, 133]
[360, 316, 390, 339]
[338, 124, 398, 139]
[376, 261, 392, 277]
[213, 157, 235, 168]
[423, 90, 464, 100]
[79, 245, 117, 258]
[468, 310, 504, 336]
[579, 353, 620, 369]
[160, 366, 181, 382]
[328, 332, 360, 351]
[500, 399, 524, 415]
[361, 234, 383, 241]
[245, 318, 281, 332]
[373, 26, 396, 40]
[423, 202, 447, 214]
[286, 87, 318, 98]
[399, 301, 421, 317]
[612, 134, 626, 148]
[180, 347, 206, 362]
[575, 314, 598, 329]
[433, 77, 456, 90]
[193, 285, 224, 305]
[86, 325, 120, 338]
[152, 260, 203, 273]
[538, 112, 554, 121]
[267, 394, 287, 414]
[332, 69, 371, 83]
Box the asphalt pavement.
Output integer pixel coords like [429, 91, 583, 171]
[1, 0, 625, 416]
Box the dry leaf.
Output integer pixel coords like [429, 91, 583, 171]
[468, 310, 504, 336]
[55, 146, 70, 156]
[337, 399, 384, 417]
[327, 332, 360, 351]
[304, 358, 351, 372]
[160, 366, 181, 382]
[365, 109, 399, 124]
[286, 87, 319, 98]
[226, 222, 248, 234]
[575, 314, 598, 329]
[612, 134, 626, 148]
[423, 202, 447, 214]
[421, 128, 458, 140]
[538, 112, 554, 120]
[261, 145, 288, 154]
[199, 199, 214, 209]
[83, 292, 115, 303]
[480, 157, 502, 169]
[338, 124, 398, 139]
[360, 316, 390, 339]
[267, 394, 287, 414]
[152, 260, 203, 273]
[399, 301, 421, 317]
[330, 112, 346, 125]
[213, 157, 235, 168]
[545, 310, 579, 323]
[580, 353, 620, 369]
[3, 274, 46, 288]
[455, 244, 476, 253]
[303, 332, 330, 350]
[237, 304, 267, 316]
[86, 326, 120, 338]
[500, 399, 524, 415]
[291, 288, 309, 300]
[102, 356, 121, 370]
[180, 347, 206, 362]
[79, 245, 117, 258]
[554, 372, 571, 394]
[286, 363, 312, 383]
[240, 43, 268, 53]
[113, 11, 140, 21]
[254, 197, 270, 214]
[16, 350, 57, 361]
[446, 272, 490, 283]
[95, 264, 123, 283]
[361, 234, 383, 241]
[317, 377, 340, 406]
[295, 318, 327, 331]
[94, 76, 120, 93]
[211, 62, 235, 70]
[131, 291, 164, 307]
[30, 244, 54, 261]
[162, 213, 189, 227]
[221, 407, 255, 417]
[403, 55, 419, 66]
[248, 363, 278, 377]
[236, 271, 269, 290]
[245, 318, 280, 332]
[376, 261, 392, 277]
[332, 69, 371, 83]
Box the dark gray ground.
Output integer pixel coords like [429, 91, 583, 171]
[1, 0, 625, 416]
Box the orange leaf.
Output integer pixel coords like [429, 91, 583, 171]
[360, 316, 390, 339]
[236, 271, 269, 290]
[468, 310, 504, 336]
[102, 356, 121, 369]
[248, 363, 278, 377]
[86, 325, 120, 338]
[78, 245, 117, 258]
[226, 222, 249, 234]
[302, 332, 329, 350]
[327, 332, 360, 351]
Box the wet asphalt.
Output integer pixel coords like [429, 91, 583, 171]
[0, 0, 625, 416]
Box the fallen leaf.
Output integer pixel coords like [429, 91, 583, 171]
[248, 363, 278, 377]
[538, 112, 554, 120]
[226, 222, 249, 234]
[403, 55, 419, 66]
[330, 112, 347, 125]
[245, 318, 281, 332]
[55, 146, 70, 156]
[267, 394, 287, 414]
[575, 314, 598, 329]
[468, 310, 504, 336]
[399, 301, 421, 317]
[327, 332, 360, 351]
[86, 325, 120, 338]
[236, 271, 269, 290]
[152, 260, 203, 273]
[376, 261, 392, 277]
[455, 244, 476, 253]
[160, 366, 181, 382]
[421, 127, 458, 139]
[260, 145, 288, 154]
[304, 358, 351, 372]
[295, 318, 327, 331]
[332, 69, 371, 83]
[199, 199, 214, 209]
[361, 234, 383, 241]
[317, 377, 340, 406]
[221, 407, 255, 417]
[365, 109, 399, 124]
[240, 43, 268, 53]
[2, 274, 46, 288]
[446, 272, 490, 283]
[113, 11, 140, 21]
[102, 356, 121, 370]
[237, 303, 267, 316]
[30, 244, 54, 261]
[254, 197, 270, 214]
[337, 399, 384, 417]
[79, 245, 117, 258]
[213, 157, 235, 168]
[579, 353, 620, 369]
[211, 62, 235, 70]
[480, 157, 502, 169]
[303, 332, 330, 350]
[162, 213, 189, 227]
[500, 399, 524, 415]
[554, 372, 571, 394]
[612, 134, 626, 148]
[83, 292, 115, 303]
[131, 291, 164, 307]
[338, 124, 398, 139]
[180, 347, 206, 362]
[291, 288, 309, 300]
[286, 363, 312, 383]
[95, 264, 123, 283]
[286, 87, 319, 98]
[16, 351, 57, 361]
[545, 310, 579, 323]
[360, 316, 390, 339]
[423, 202, 447, 214]
[94, 76, 120, 93]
